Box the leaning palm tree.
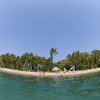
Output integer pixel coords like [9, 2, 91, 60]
[50, 48, 58, 63]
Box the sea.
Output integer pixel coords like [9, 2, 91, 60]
[0, 72, 100, 100]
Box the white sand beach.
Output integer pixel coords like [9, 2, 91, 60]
[0, 67, 100, 77]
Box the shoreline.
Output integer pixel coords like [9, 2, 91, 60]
[0, 67, 100, 77]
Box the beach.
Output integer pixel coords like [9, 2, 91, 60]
[0, 67, 100, 77]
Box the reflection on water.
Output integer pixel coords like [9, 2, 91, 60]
[0, 72, 100, 100]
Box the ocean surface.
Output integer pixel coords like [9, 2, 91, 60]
[0, 72, 100, 100]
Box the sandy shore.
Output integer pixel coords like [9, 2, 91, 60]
[0, 67, 100, 77]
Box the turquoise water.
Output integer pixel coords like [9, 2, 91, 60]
[0, 73, 100, 100]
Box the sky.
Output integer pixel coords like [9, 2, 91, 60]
[0, 0, 100, 61]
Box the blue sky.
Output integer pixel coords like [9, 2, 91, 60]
[0, 0, 100, 61]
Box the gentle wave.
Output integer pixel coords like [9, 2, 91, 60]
[0, 73, 100, 100]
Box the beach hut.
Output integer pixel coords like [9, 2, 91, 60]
[52, 67, 60, 72]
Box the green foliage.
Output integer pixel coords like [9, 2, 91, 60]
[57, 50, 100, 70]
[0, 49, 100, 71]
[0, 52, 54, 72]
[50, 48, 58, 63]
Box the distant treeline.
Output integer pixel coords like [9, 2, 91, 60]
[0, 49, 100, 71]
[57, 50, 100, 70]
[0, 48, 57, 71]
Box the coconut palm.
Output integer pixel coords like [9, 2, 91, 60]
[50, 48, 58, 63]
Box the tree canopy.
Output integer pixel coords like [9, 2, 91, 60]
[0, 49, 100, 71]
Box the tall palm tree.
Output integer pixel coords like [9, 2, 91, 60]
[50, 48, 58, 63]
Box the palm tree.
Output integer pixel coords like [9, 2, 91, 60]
[50, 48, 58, 63]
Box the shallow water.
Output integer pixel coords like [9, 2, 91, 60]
[0, 72, 100, 100]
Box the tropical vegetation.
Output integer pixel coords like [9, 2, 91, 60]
[57, 50, 100, 70]
[0, 49, 100, 71]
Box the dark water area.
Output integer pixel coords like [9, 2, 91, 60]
[0, 72, 100, 100]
